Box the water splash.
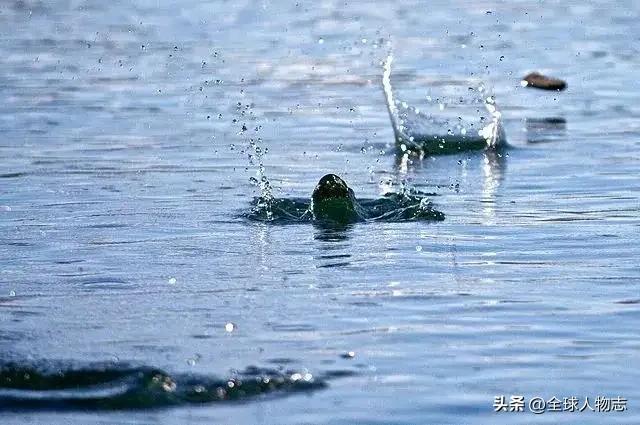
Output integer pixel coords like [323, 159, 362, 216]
[248, 137, 274, 219]
[0, 361, 338, 410]
[382, 54, 506, 155]
[246, 191, 444, 225]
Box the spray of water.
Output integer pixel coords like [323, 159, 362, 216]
[248, 137, 274, 220]
[382, 53, 507, 154]
[231, 93, 275, 220]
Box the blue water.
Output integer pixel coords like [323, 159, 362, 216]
[1, 0, 640, 423]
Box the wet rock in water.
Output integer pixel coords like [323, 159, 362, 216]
[521, 72, 567, 91]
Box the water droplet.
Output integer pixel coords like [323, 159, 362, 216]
[162, 378, 176, 392]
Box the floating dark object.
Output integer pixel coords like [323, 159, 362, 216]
[521, 72, 567, 91]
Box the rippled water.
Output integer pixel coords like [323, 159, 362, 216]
[1, 0, 640, 424]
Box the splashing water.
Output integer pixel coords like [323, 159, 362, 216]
[246, 191, 444, 225]
[234, 94, 275, 219]
[0, 361, 342, 410]
[382, 54, 506, 155]
[247, 138, 271, 197]
[247, 135, 276, 220]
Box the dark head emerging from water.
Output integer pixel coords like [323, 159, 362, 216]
[311, 174, 361, 224]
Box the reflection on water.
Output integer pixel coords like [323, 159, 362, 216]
[313, 226, 352, 269]
[313, 225, 352, 242]
[390, 144, 508, 226]
[481, 149, 508, 224]
[394, 151, 411, 176]
[525, 117, 568, 144]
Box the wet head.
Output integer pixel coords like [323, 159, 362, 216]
[311, 174, 362, 224]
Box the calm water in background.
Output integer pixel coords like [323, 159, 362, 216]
[1, 0, 640, 423]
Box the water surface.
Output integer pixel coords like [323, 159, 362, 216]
[1, 0, 640, 424]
